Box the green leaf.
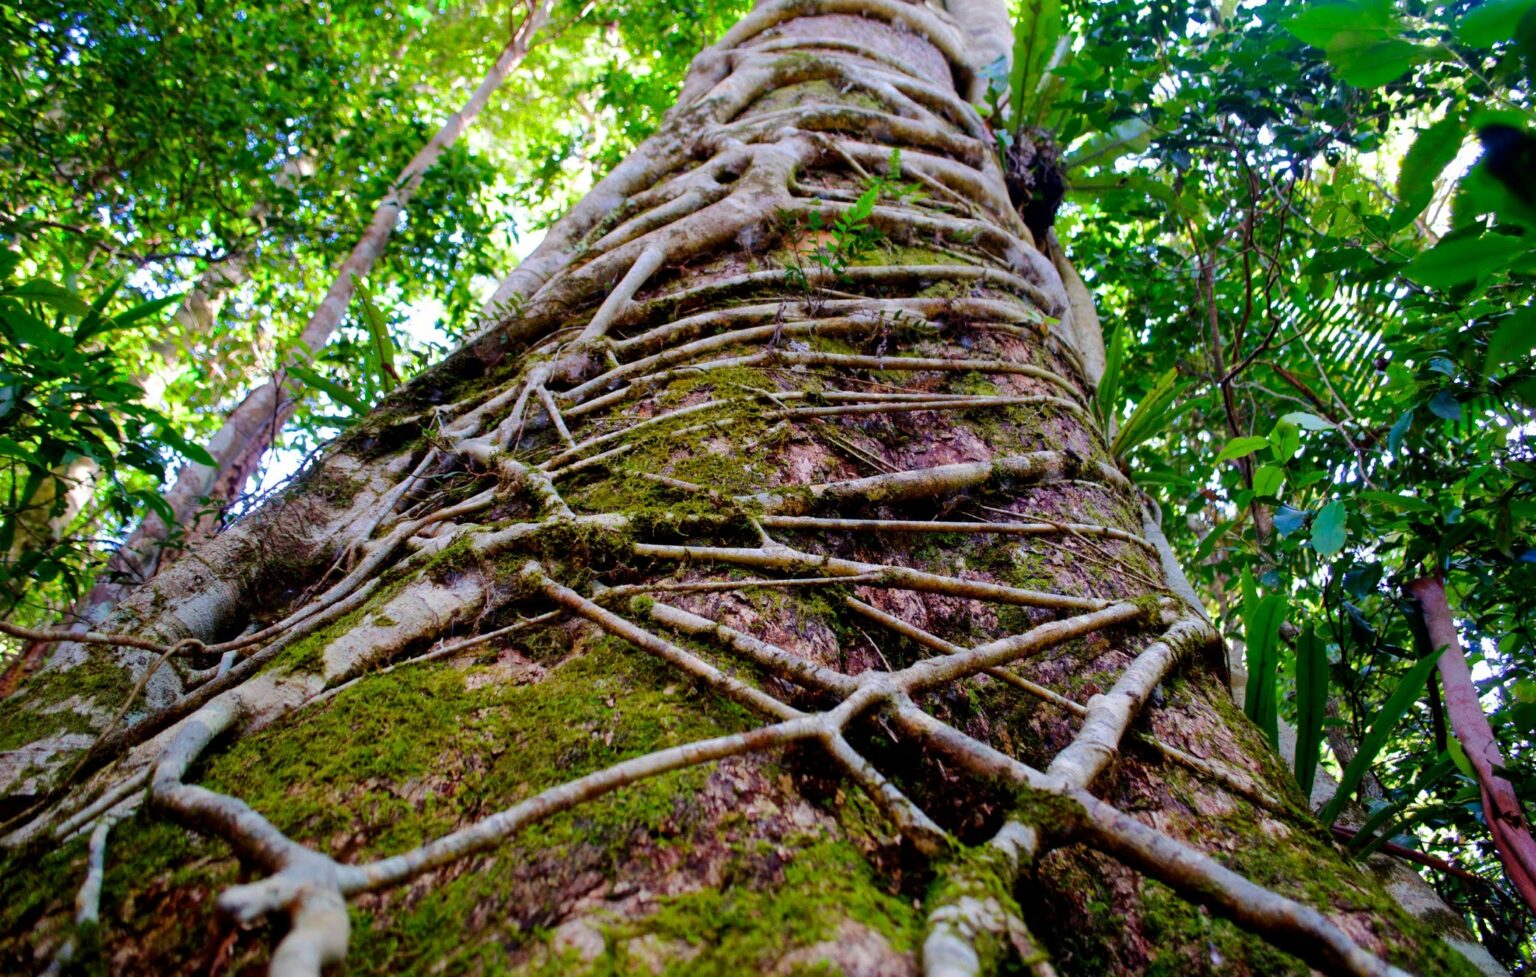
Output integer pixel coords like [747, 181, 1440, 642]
[157, 426, 216, 468]
[1392, 117, 1464, 229]
[1110, 368, 1189, 459]
[5, 280, 93, 317]
[1063, 119, 1156, 171]
[1283, 1, 1436, 87]
[1358, 490, 1436, 512]
[1485, 307, 1536, 374]
[1242, 577, 1287, 751]
[1402, 232, 1532, 289]
[1280, 411, 1335, 431]
[1388, 410, 1414, 453]
[1321, 646, 1447, 824]
[1446, 735, 1476, 779]
[1458, 0, 1536, 46]
[112, 294, 183, 330]
[1216, 435, 1271, 463]
[1096, 324, 1126, 428]
[1312, 500, 1349, 555]
[1294, 626, 1330, 798]
[1327, 38, 1436, 87]
[1351, 790, 1420, 856]
[1284, 0, 1396, 49]
[1268, 418, 1302, 462]
[1008, 0, 1062, 127]
[1275, 505, 1308, 537]
[0, 306, 65, 353]
[288, 363, 369, 414]
[1253, 465, 1286, 498]
[846, 183, 880, 225]
[352, 278, 399, 394]
[1428, 390, 1462, 421]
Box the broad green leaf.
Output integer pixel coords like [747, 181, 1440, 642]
[1428, 390, 1462, 421]
[1192, 517, 1235, 564]
[1446, 735, 1476, 779]
[1388, 410, 1414, 453]
[1352, 754, 1455, 855]
[1485, 307, 1536, 373]
[1063, 119, 1155, 171]
[77, 276, 124, 344]
[5, 280, 93, 317]
[1392, 117, 1464, 229]
[157, 426, 217, 468]
[0, 307, 64, 353]
[1283, 1, 1436, 87]
[1294, 626, 1330, 798]
[1253, 465, 1286, 498]
[1275, 505, 1308, 537]
[1284, 1, 1397, 49]
[1069, 172, 1182, 210]
[1327, 38, 1436, 87]
[1358, 491, 1436, 512]
[353, 277, 399, 394]
[1356, 802, 1445, 858]
[1096, 324, 1126, 427]
[1402, 232, 1532, 289]
[1216, 435, 1271, 463]
[112, 294, 183, 330]
[1458, 0, 1536, 46]
[1312, 500, 1349, 555]
[1322, 646, 1447, 824]
[1268, 418, 1302, 462]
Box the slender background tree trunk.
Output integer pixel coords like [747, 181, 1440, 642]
[72, 0, 554, 625]
[0, 2, 1496, 975]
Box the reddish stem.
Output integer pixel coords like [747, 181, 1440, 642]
[1408, 574, 1536, 916]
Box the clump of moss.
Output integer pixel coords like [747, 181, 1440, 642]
[0, 834, 83, 963]
[583, 837, 920, 977]
[568, 374, 784, 521]
[211, 634, 756, 861]
[923, 843, 1022, 971]
[0, 656, 134, 751]
[1138, 878, 1307, 976]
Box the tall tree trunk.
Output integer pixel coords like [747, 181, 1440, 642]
[69, 0, 553, 625]
[0, 2, 1495, 975]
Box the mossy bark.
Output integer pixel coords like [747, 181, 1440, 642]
[0, 2, 1488, 975]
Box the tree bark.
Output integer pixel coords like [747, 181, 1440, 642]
[0, 2, 1495, 975]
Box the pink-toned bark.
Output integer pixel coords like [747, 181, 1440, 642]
[1408, 573, 1536, 915]
[75, 0, 553, 623]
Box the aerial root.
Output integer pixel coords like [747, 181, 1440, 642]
[42, 816, 112, 977]
[892, 706, 1409, 977]
[632, 538, 1122, 612]
[535, 384, 577, 448]
[578, 244, 667, 342]
[529, 562, 799, 720]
